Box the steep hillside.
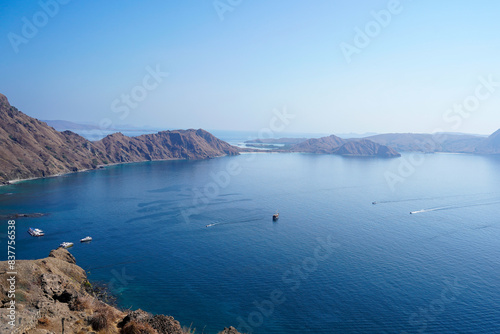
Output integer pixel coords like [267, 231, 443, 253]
[0, 94, 239, 183]
[0, 93, 106, 182]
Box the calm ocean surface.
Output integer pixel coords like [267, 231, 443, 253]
[1, 152, 499, 333]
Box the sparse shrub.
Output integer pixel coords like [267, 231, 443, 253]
[182, 324, 197, 334]
[121, 320, 158, 334]
[90, 312, 108, 331]
[89, 304, 115, 331]
[72, 295, 94, 311]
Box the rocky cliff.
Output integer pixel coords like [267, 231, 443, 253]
[0, 93, 239, 183]
[0, 249, 243, 334]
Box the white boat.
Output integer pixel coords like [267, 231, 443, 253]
[80, 236, 92, 242]
[28, 228, 45, 237]
[60, 242, 74, 248]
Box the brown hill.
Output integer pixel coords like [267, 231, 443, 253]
[335, 139, 401, 158]
[0, 93, 105, 182]
[0, 93, 239, 183]
[289, 135, 346, 154]
[289, 134, 400, 157]
[94, 129, 239, 163]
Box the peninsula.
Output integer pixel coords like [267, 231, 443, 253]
[0, 93, 239, 183]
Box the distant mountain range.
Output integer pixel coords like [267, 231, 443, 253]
[245, 135, 401, 157]
[42, 119, 154, 132]
[244, 137, 308, 145]
[2, 92, 500, 182]
[246, 130, 500, 155]
[363, 132, 500, 154]
[288, 135, 401, 158]
[365, 133, 484, 153]
[0, 93, 238, 183]
[41, 120, 101, 131]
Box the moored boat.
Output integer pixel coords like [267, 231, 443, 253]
[60, 242, 74, 248]
[80, 236, 92, 242]
[272, 212, 279, 221]
[28, 228, 44, 237]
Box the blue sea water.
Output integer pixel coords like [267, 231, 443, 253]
[1, 152, 500, 333]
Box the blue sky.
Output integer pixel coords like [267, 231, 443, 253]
[1, 0, 499, 135]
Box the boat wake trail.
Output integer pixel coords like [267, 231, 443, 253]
[373, 192, 500, 205]
[410, 200, 500, 215]
[410, 207, 448, 214]
[206, 217, 264, 228]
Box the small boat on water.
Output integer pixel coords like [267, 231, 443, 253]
[60, 242, 74, 248]
[372, 201, 377, 205]
[28, 228, 44, 237]
[272, 212, 279, 221]
[80, 236, 92, 242]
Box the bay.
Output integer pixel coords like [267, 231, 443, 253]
[1, 152, 499, 333]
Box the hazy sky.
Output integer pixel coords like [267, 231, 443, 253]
[1, 0, 499, 135]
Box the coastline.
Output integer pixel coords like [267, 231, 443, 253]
[2, 150, 493, 189]
[0, 154, 233, 188]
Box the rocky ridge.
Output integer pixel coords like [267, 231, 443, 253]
[0, 93, 239, 183]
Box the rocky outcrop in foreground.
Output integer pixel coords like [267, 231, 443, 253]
[0, 93, 239, 183]
[0, 249, 243, 334]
